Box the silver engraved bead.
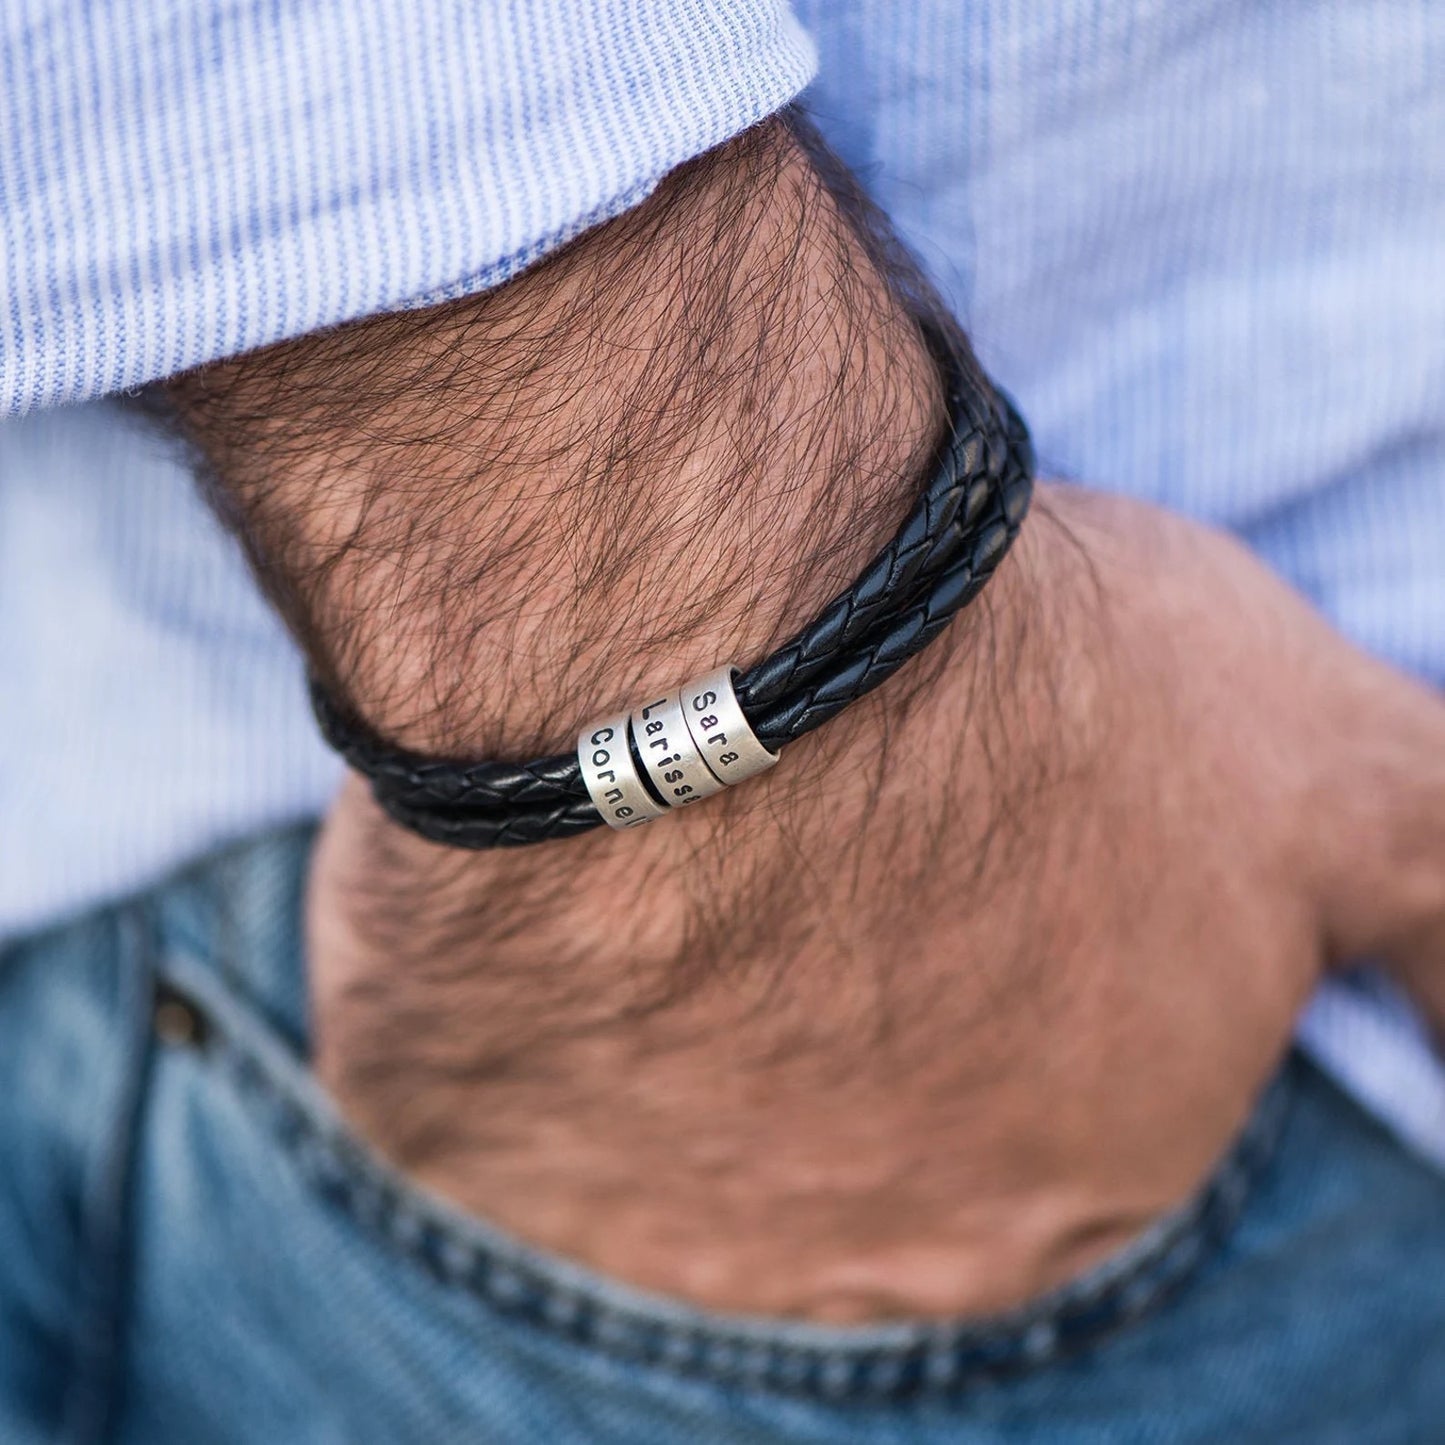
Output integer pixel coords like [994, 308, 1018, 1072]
[577, 714, 669, 830]
[680, 664, 779, 787]
[630, 692, 727, 809]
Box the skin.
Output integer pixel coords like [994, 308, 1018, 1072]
[168, 118, 1445, 1323]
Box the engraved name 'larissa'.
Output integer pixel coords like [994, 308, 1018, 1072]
[640, 698, 705, 803]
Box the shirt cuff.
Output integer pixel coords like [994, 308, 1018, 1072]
[0, 1, 815, 415]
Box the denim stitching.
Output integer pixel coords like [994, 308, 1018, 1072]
[60, 910, 158, 1445]
[166, 962, 1294, 1403]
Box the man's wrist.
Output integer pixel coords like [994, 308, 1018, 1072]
[165, 116, 948, 765]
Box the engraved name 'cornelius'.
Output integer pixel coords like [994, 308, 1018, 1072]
[587, 725, 649, 825]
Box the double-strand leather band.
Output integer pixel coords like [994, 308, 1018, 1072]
[310, 319, 1035, 848]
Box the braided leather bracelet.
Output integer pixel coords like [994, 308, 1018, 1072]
[311, 322, 1035, 848]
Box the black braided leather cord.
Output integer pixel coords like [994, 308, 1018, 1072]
[310, 324, 1035, 848]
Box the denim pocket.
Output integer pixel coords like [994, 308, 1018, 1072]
[153, 938, 1294, 1408]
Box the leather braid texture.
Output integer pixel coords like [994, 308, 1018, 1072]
[310, 323, 1035, 848]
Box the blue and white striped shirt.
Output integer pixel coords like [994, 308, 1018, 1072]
[2, 1, 1442, 1159]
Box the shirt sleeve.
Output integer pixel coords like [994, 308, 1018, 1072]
[0, 1, 815, 416]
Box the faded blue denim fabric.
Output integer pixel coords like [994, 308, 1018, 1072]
[2, 828, 1444, 1443]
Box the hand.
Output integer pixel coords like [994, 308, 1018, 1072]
[164, 113, 1445, 1321]
[305, 479, 1445, 1322]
